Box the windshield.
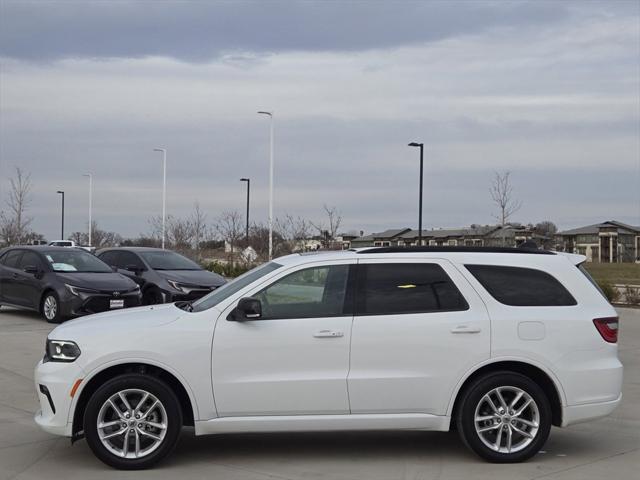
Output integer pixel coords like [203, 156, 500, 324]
[45, 250, 112, 273]
[139, 251, 201, 270]
[191, 262, 282, 312]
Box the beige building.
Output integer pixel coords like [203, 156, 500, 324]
[556, 220, 640, 263]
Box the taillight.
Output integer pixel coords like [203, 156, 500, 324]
[593, 317, 619, 343]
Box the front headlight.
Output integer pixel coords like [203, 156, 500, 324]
[167, 279, 185, 292]
[45, 339, 81, 362]
[65, 283, 98, 296]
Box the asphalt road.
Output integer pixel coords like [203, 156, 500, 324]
[0, 306, 638, 480]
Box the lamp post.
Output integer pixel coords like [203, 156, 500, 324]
[240, 178, 250, 245]
[257, 111, 274, 260]
[408, 142, 424, 246]
[83, 173, 92, 246]
[153, 148, 167, 249]
[56, 191, 65, 240]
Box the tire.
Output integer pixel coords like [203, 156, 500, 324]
[84, 373, 182, 470]
[142, 288, 163, 306]
[41, 291, 62, 323]
[456, 371, 551, 463]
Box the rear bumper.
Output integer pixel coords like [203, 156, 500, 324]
[562, 393, 622, 427]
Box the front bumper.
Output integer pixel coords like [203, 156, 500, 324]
[60, 291, 142, 317]
[34, 359, 85, 437]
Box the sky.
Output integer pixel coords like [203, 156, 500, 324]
[0, 0, 639, 241]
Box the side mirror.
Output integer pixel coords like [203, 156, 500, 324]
[229, 297, 262, 321]
[126, 264, 143, 275]
[23, 265, 39, 275]
[111, 265, 118, 272]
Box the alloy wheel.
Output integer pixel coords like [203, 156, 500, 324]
[96, 389, 168, 459]
[473, 386, 540, 454]
[43, 295, 57, 321]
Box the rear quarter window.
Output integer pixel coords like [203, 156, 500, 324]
[465, 265, 577, 307]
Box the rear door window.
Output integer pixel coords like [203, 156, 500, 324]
[356, 263, 469, 316]
[465, 265, 576, 306]
[1, 250, 23, 269]
[98, 251, 117, 266]
[17, 251, 42, 270]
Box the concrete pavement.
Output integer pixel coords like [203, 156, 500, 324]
[0, 306, 638, 480]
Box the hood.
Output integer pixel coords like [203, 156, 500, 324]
[55, 272, 137, 291]
[50, 303, 182, 341]
[156, 269, 225, 287]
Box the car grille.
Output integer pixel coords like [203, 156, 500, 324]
[82, 295, 140, 314]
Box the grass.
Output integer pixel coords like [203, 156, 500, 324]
[584, 263, 640, 286]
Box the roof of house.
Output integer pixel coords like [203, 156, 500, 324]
[399, 225, 500, 239]
[353, 228, 412, 241]
[557, 220, 640, 236]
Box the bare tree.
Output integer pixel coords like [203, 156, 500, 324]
[148, 214, 194, 250]
[311, 205, 343, 245]
[275, 214, 313, 253]
[215, 210, 244, 262]
[490, 171, 522, 246]
[0, 167, 34, 245]
[191, 202, 208, 255]
[69, 221, 123, 248]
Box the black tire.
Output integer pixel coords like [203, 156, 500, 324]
[84, 373, 182, 470]
[456, 371, 551, 463]
[142, 287, 163, 305]
[41, 291, 63, 323]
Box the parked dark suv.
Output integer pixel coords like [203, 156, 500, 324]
[0, 246, 141, 322]
[96, 247, 226, 305]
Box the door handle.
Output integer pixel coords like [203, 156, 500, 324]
[313, 330, 344, 338]
[450, 325, 481, 334]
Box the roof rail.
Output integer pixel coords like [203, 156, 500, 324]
[355, 246, 555, 255]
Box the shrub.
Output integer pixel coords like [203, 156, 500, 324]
[624, 285, 640, 305]
[597, 279, 619, 303]
[203, 261, 251, 278]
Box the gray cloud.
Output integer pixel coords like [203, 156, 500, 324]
[0, 0, 576, 62]
[0, 0, 638, 241]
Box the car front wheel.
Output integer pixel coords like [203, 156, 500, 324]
[41, 292, 62, 323]
[84, 374, 182, 469]
[456, 371, 551, 463]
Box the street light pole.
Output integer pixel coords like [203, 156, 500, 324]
[257, 111, 274, 260]
[408, 142, 424, 246]
[83, 173, 92, 246]
[56, 191, 65, 240]
[153, 148, 167, 249]
[240, 178, 250, 245]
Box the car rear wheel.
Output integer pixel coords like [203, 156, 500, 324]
[41, 292, 62, 323]
[456, 371, 551, 463]
[84, 374, 182, 470]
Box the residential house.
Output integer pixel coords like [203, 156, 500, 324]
[556, 220, 640, 263]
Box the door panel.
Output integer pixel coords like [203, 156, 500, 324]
[348, 259, 490, 416]
[15, 251, 44, 309]
[212, 261, 354, 417]
[0, 250, 25, 305]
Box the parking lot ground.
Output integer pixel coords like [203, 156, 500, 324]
[0, 307, 638, 480]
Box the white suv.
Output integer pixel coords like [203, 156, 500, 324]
[34, 247, 622, 469]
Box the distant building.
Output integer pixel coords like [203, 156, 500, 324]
[347, 225, 544, 249]
[556, 220, 640, 263]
